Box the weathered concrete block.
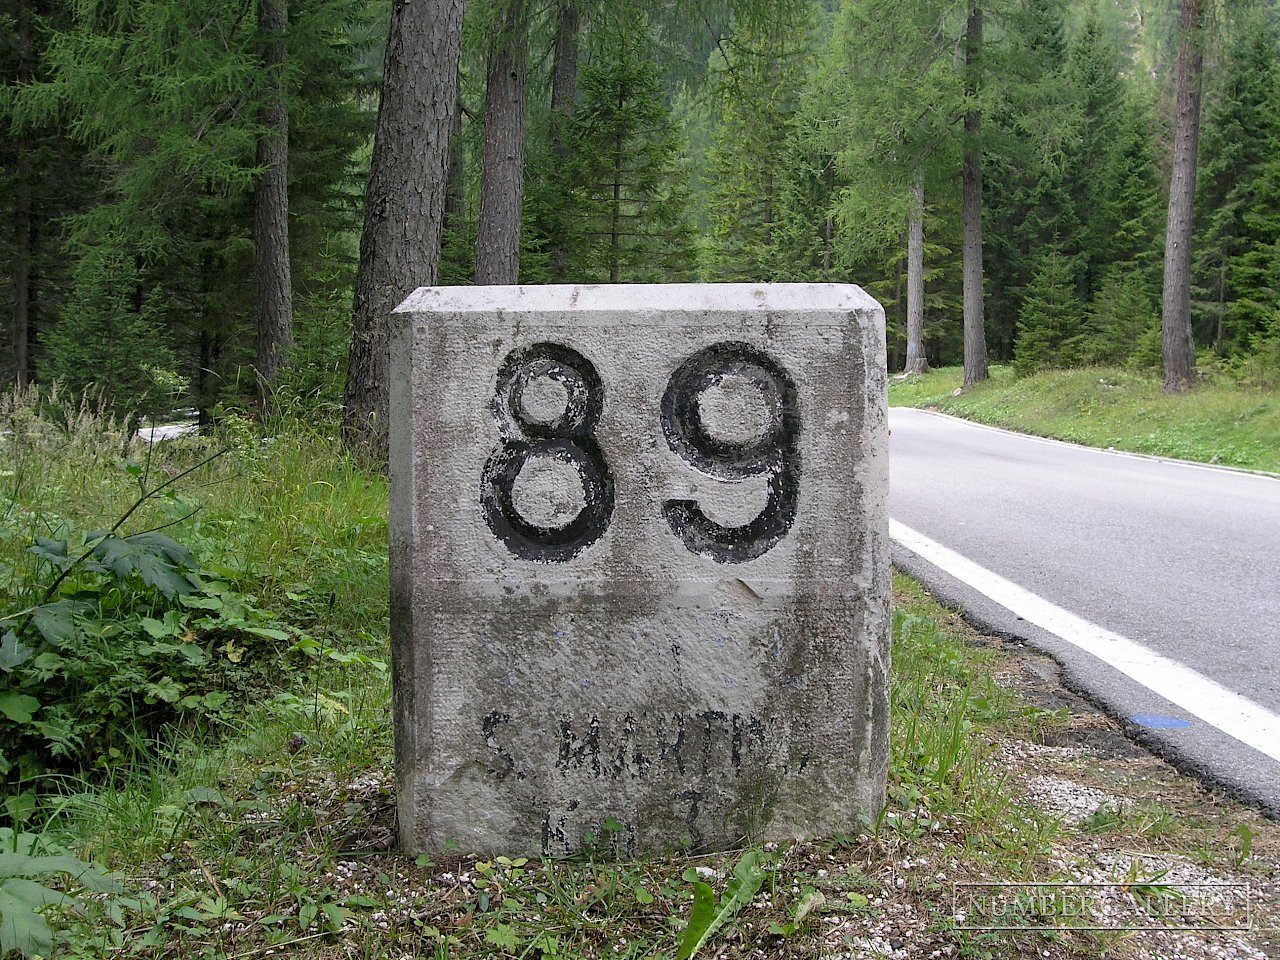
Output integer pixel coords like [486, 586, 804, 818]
[390, 283, 889, 856]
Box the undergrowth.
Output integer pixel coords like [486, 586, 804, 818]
[1, 386, 388, 793]
[12, 561, 1074, 959]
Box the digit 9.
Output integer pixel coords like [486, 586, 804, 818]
[660, 343, 801, 563]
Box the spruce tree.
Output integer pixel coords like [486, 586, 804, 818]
[702, 4, 816, 281]
[2, 0, 97, 389]
[1014, 244, 1084, 375]
[1063, 9, 1129, 302]
[983, 0, 1072, 359]
[1234, 127, 1280, 378]
[15, 0, 376, 422]
[1192, 12, 1279, 355]
[1076, 264, 1160, 368]
[42, 249, 183, 431]
[557, 10, 696, 283]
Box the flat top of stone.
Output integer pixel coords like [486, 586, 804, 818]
[395, 282, 879, 316]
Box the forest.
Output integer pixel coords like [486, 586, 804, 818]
[3, 0, 1280, 452]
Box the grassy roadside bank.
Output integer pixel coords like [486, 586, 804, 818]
[888, 365, 1280, 474]
[2, 395, 1276, 958]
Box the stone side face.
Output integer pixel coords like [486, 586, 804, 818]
[390, 283, 890, 856]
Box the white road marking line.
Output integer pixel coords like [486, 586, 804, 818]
[890, 518, 1280, 764]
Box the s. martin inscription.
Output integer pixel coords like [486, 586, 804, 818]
[481, 709, 812, 783]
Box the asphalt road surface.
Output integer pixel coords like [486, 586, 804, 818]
[889, 407, 1280, 816]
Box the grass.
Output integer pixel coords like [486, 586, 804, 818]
[35, 574, 1087, 960]
[888, 364, 1280, 473]
[2, 393, 1276, 958]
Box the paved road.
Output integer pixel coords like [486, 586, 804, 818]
[137, 421, 197, 442]
[889, 407, 1280, 815]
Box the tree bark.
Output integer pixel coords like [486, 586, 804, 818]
[1161, 0, 1203, 393]
[475, 0, 530, 285]
[549, 0, 580, 282]
[344, 0, 467, 461]
[961, 0, 989, 388]
[904, 172, 928, 375]
[254, 0, 293, 415]
[10, 1, 34, 389]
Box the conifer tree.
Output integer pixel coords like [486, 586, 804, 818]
[346, 0, 466, 459]
[960, 0, 988, 387]
[1192, 11, 1279, 355]
[1234, 123, 1280, 378]
[2, 0, 95, 389]
[1096, 87, 1163, 273]
[12, 0, 375, 423]
[559, 10, 697, 282]
[1161, 0, 1206, 393]
[42, 249, 183, 431]
[1014, 244, 1084, 375]
[1076, 264, 1160, 368]
[475, 0, 530, 284]
[812, 0, 959, 368]
[702, 3, 816, 281]
[983, 0, 1072, 359]
[759, 84, 839, 283]
[255, 0, 293, 412]
[1063, 9, 1130, 301]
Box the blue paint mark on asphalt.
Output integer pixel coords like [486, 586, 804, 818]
[1130, 714, 1192, 729]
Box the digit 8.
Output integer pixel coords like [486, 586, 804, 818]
[481, 343, 614, 563]
[661, 343, 800, 563]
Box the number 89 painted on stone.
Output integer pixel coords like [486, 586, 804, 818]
[481, 341, 799, 564]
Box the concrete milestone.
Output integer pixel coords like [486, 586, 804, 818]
[389, 283, 890, 856]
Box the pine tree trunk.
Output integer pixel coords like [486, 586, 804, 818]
[475, 0, 529, 285]
[344, 0, 467, 461]
[905, 173, 928, 375]
[549, 0, 580, 282]
[12, 165, 32, 390]
[1215, 261, 1225, 355]
[1161, 0, 1203, 393]
[891, 235, 904, 372]
[10, 1, 34, 389]
[961, 0, 989, 388]
[254, 0, 293, 415]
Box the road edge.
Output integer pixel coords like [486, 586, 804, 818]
[891, 543, 1280, 822]
[895, 407, 1280, 482]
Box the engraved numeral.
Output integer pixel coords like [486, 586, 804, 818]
[660, 343, 800, 563]
[481, 343, 615, 563]
[481, 341, 800, 563]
